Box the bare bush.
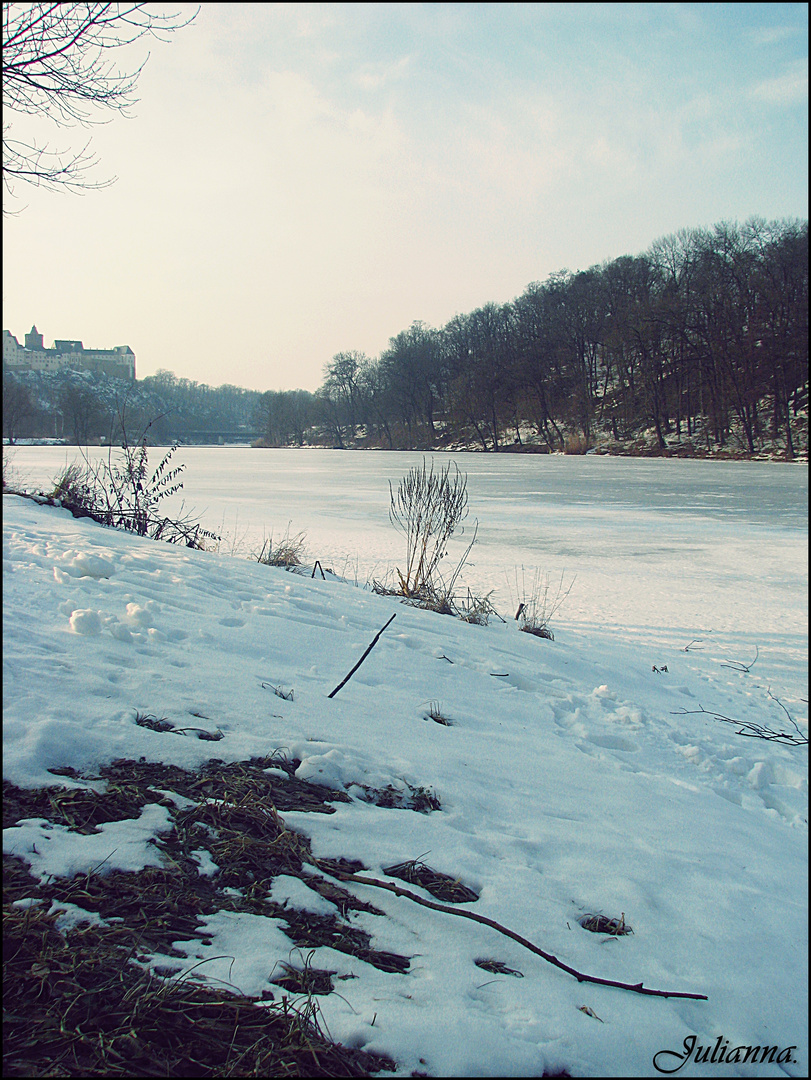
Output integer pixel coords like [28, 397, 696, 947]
[48, 411, 216, 548]
[2, 446, 24, 492]
[388, 458, 469, 598]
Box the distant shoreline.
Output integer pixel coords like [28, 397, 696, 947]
[5, 439, 806, 463]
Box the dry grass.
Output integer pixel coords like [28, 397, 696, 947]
[509, 567, 576, 642]
[578, 912, 633, 936]
[382, 859, 479, 904]
[3, 755, 407, 1077]
[372, 577, 500, 627]
[474, 958, 524, 977]
[352, 781, 441, 813]
[423, 701, 453, 726]
[256, 525, 307, 570]
[3, 893, 393, 1077]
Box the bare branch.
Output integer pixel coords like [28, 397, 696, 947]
[720, 645, 758, 672]
[321, 863, 708, 1001]
[672, 703, 807, 746]
[3, 2, 198, 202]
[328, 613, 397, 699]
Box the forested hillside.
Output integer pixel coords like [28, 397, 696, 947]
[4, 218, 807, 458]
[297, 218, 808, 459]
[2, 368, 263, 447]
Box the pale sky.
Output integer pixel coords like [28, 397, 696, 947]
[3, 2, 808, 393]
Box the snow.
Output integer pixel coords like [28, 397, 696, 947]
[3, 803, 173, 880]
[2, 451, 808, 1078]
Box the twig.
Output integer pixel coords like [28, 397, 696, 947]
[766, 689, 808, 744]
[721, 645, 758, 672]
[327, 614, 397, 698]
[321, 865, 707, 1001]
[672, 704, 807, 746]
[262, 683, 294, 701]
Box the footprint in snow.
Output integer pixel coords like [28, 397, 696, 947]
[587, 733, 639, 753]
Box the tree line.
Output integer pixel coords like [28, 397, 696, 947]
[2, 367, 262, 446]
[4, 217, 807, 457]
[257, 216, 808, 458]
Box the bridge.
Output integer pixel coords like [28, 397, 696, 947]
[177, 430, 261, 445]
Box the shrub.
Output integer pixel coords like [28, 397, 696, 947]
[563, 433, 592, 455]
[2, 446, 23, 492]
[50, 460, 102, 510]
[388, 458, 468, 598]
[48, 411, 217, 548]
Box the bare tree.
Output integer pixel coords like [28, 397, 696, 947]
[3, 2, 198, 201]
[2, 374, 34, 443]
[59, 383, 108, 444]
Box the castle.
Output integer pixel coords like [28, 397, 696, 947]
[3, 325, 136, 381]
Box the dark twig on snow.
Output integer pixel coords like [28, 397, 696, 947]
[672, 703, 807, 746]
[328, 614, 397, 699]
[721, 645, 758, 672]
[320, 865, 707, 1001]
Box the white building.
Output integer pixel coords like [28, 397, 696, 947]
[3, 326, 136, 381]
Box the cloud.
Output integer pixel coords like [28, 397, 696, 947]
[751, 60, 808, 106]
[351, 55, 412, 92]
[749, 25, 802, 48]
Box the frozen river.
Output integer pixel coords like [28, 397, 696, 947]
[6, 446, 808, 687]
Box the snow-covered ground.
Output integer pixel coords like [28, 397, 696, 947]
[3, 452, 808, 1077]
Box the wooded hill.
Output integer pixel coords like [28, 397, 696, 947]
[4, 218, 807, 459]
[298, 217, 808, 459]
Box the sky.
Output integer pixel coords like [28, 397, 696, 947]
[3, 2, 808, 394]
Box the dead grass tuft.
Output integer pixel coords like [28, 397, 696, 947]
[424, 701, 453, 726]
[578, 912, 633, 936]
[266, 906, 410, 974]
[474, 958, 524, 977]
[256, 525, 307, 570]
[352, 782, 441, 813]
[271, 954, 337, 996]
[383, 859, 479, 904]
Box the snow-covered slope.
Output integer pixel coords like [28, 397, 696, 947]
[3, 493, 807, 1077]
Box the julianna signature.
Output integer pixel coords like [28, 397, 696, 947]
[653, 1034, 798, 1073]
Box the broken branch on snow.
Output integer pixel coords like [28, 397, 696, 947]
[320, 863, 708, 1001]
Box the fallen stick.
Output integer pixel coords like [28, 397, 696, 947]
[327, 613, 397, 698]
[323, 865, 707, 1001]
